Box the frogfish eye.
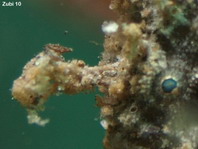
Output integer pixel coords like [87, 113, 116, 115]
[162, 78, 177, 93]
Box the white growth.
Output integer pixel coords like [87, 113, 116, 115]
[100, 120, 109, 129]
[27, 110, 49, 127]
[102, 21, 119, 34]
[195, 73, 198, 79]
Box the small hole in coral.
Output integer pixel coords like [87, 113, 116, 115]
[130, 106, 138, 113]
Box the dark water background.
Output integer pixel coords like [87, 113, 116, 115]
[0, 0, 110, 148]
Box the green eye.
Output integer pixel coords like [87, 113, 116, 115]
[162, 78, 177, 93]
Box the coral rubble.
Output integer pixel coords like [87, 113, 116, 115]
[12, 0, 198, 148]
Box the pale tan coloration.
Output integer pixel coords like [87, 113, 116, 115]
[12, 43, 131, 108]
[101, 105, 114, 117]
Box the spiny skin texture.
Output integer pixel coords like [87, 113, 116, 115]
[12, 0, 198, 148]
[12, 44, 126, 108]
